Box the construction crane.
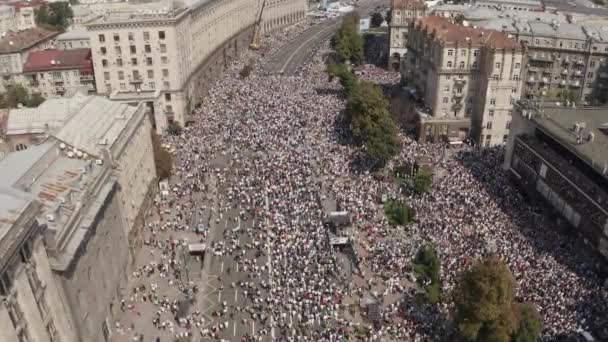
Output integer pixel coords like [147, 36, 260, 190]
[249, 0, 267, 50]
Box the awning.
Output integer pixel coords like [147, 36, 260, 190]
[188, 243, 206, 253]
[449, 138, 463, 145]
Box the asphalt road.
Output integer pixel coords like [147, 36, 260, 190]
[266, 0, 388, 76]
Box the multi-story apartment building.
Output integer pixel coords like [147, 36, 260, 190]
[0, 27, 60, 93]
[86, 0, 306, 131]
[0, 94, 156, 342]
[404, 16, 524, 146]
[0, 199, 79, 342]
[504, 100, 608, 273]
[388, 0, 426, 70]
[430, 5, 608, 104]
[22, 48, 96, 97]
[0, 3, 37, 33]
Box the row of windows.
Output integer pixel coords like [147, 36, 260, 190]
[485, 121, 511, 130]
[100, 43, 167, 55]
[101, 56, 169, 67]
[103, 69, 170, 80]
[98, 30, 165, 43]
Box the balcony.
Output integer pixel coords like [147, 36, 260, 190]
[528, 52, 553, 63]
[561, 69, 568, 75]
[452, 102, 463, 111]
[53, 79, 64, 84]
[559, 80, 567, 87]
[541, 77, 550, 84]
[575, 59, 585, 65]
[454, 78, 466, 86]
[129, 76, 143, 84]
[80, 74, 94, 82]
[573, 70, 582, 77]
[570, 80, 581, 87]
[527, 77, 537, 83]
[452, 91, 464, 98]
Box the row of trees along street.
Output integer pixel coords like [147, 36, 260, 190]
[328, 14, 399, 167]
[328, 14, 542, 342]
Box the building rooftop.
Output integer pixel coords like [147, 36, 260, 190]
[54, 96, 139, 158]
[23, 48, 93, 73]
[55, 29, 90, 41]
[474, 0, 542, 7]
[391, 0, 426, 9]
[520, 101, 608, 176]
[414, 16, 520, 49]
[0, 27, 59, 54]
[6, 93, 90, 136]
[86, 1, 188, 27]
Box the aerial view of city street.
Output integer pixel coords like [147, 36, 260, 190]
[0, 0, 607, 341]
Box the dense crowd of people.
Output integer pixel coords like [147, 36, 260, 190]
[114, 15, 607, 342]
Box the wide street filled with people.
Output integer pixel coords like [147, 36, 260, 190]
[113, 15, 607, 342]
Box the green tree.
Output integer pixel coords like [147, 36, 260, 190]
[453, 256, 519, 342]
[239, 61, 254, 79]
[412, 244, 441, 303]
[365, 115, 399, 162]
[327, 63, 358, 97]
[414, 169, 433, 194]
[370, 12, 384, 27]
[385, 10, 392, 25]
[35, 2, 73, 31]
[0, 85, 44, 109]
[511, 303, 542, 342]
[384, 199, 415, 226]
[454, 14, 466, 25]
[332, 14, 364, 64]
[151, 132, 173, 180]
[167, 121, 182, 136]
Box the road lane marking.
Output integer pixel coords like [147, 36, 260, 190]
[233, 320, 237, 336]
[235, 289, 238, 303]
[252, 321, 255, 336]
[220, 261, 224, 273]
[279, 21, 339, 74]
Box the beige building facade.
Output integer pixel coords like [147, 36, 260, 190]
[405, 16, 524, 146]
[0, 95, 157, 342]
[86, 0, 306, 132]
[388, 0, 426, 70]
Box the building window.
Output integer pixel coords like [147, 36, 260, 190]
[472, 62, 478, 69]
[468, 97, 473, 104]
[115, 46, 121, 55]
[486, 121, 492, 129]
[132, 70, 140, 79]
[160, 44, 167, 53]
[130, 45, 136, 54]
[118, 71, 124, 80]
[513, 74, 519, 80]
[587, 72, 594, 78]
[473, 50, 479, 56]
[117, 58, 123, 66]
[512, 88, 517, 93]
[506, 121, 511, 129]
[113, 34, 119, 42]
[586, 82, 592, 88]
[161, 56, 168, 64]
[165, 93, 171, 101]
[492, 74, 499, 80]
[15, 143, 27, 151]
[509, 98, 515, 104]
[447, 49, 453, 56]
[442, 97, 448, 103]
[162, 69, 169, 77]
[447, 61, 452, 68]
[146, 57, 153, 66]
[131, 58, 138, 66]
[515, 63, 520, 69]
[507, 110, 512, 116]
[158, 31, 165, 39]
[102, 59, 108, 67]
[458, 61, 464, 69]
[143, 31, 150, 40]
[495, 62, 501, 68]
[147, 70, 154, 78]
[461, 50, 466, 56]
[145, 44, 151, 53]
[98, 34, 105, 42]
[490, 98, 496, 105]
[466, 107, 472, 116]
[503, 135, 508, 143]
[166, 105, 173, 113]
[149, 82, 155, 89]
[445, 75, 451, 80]
[163, 81, 170, 89]
[104, 72, 110, 81]
[444, 85, 450, 92]
[128, 32, 134, 41]
[590, 60, 596, 67]
[488, 109, 494, 116]
[100, 47, 106, 55]
[120, 83, 125, 90]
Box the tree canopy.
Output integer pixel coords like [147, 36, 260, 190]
[332, 14, 364, 65]
[35, 2, 74, 31]
[327, 63, 358, 97]
[151, 132, 173, 180]
[0, 85, 45, 109]
[370, 13, 384, 27]
[414, 169, 433, 194]
[412, 244, 441, 303]
[453, 256, 541, 342]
